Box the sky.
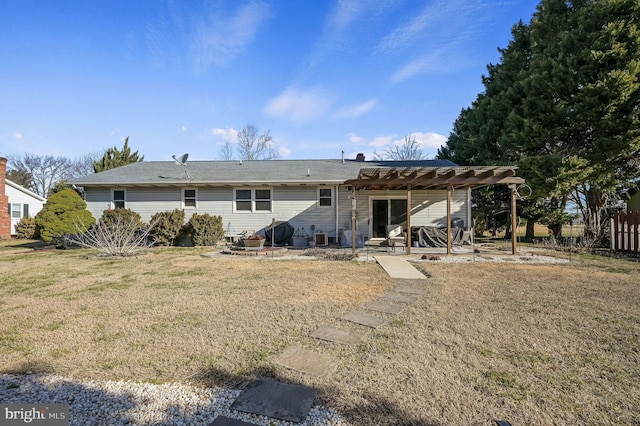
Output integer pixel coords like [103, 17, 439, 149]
[0, 0, 540, 164]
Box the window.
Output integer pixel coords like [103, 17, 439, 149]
[234, 188, 272, 212]
[183, 188, 197, 208]
[318, 187, 333, 207]
[112, 189, 126, 209]
[255, 189, 271, 211]
[11, 203, 21, 218]
[235, 189, 252, 211]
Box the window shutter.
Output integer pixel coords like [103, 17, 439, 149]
[23, 204, 29, 218]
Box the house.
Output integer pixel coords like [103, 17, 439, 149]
[0, 156, 47, 237]
[5, 179, 47, 235]
[70, 155, 524, 253]
[627, 188, 640, 212]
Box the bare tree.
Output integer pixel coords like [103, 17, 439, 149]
[219, 141, 235, 161]
[70, 151, 104, 177]
[236, 125, 279, 160]
[373, 134, 425, 161]
[8, 154, 73, 197]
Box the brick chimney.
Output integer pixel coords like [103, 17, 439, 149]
[0, 157, 11, 239]
[355, 153, 365, 162]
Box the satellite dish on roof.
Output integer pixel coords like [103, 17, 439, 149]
[172, 153, 192, 179]
[173, 153, 189, 165]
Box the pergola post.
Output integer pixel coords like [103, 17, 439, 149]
[407, 185, 412, 255]
[351, 193, 356, 255]
[511, 184, 517, 255]
[447, 184, 452, 255]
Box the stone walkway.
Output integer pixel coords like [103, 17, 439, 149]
[214, 255, 428, 425]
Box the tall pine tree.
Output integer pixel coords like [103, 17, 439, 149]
[439, 0, 640, 243]
[93, 137, 144, 173]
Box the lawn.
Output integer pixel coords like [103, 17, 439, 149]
[1, 241, 638, 425]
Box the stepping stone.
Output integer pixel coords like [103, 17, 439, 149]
[210, 416, 257, 426]
[310, 325, 363, 345]
[272, 345, 337, 377]
[396, 278, 428, 286]
[230, 379, 317, 423]
[363, 301, 403, 315]
[341, 311, 385, 328]
[380, 293, 418, 304]
[393, 285, 427, 295]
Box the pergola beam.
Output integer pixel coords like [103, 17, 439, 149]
[346, 167, 523, 191]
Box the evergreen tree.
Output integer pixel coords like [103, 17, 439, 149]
[439, 0, 640, 243]
[35, 188, 95, 243]
[6, 169, 33, 189]
[93, 137, 144, 173]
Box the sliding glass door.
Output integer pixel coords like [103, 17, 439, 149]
[371, 198, 407, 238]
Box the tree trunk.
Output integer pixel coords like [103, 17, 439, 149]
[525, 220, 536, 242]
[549, 223, 562, 238]
[584, 188, 608, 243]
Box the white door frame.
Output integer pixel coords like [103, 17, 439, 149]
[368, 195, 408, 240]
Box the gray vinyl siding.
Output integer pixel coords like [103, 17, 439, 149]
[84, 185, 341, 237]
[84, 188, 111, 219]
[126, 188, 182, 220]
[83, 185, 469, 241]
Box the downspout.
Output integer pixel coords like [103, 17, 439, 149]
[511, 184, 517, 255]
[447, 185, 452, 255]
[407, 185, 412, 255]
[466, 188, 472, 230]
[335, 184, 339, 245]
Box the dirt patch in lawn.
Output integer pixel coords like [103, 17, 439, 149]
[1, 245, 639, 425]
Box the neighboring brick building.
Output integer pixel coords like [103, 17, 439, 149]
[0, 157, 12, 239]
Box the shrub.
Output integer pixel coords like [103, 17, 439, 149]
[149, 209, 185, 246]
[15, 217, 38, 239]
[100, 208, 144, 231]
[187, 213, 224, 246]
[35, 189, 95, 243]
[67, 214, 156, 257]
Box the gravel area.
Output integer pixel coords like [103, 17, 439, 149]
[410, 253, 571, 264]
[0, 374, 348, 426]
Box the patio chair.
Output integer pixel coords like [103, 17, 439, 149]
[385, 224, 407, 252]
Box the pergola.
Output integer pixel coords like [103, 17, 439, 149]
[344, 166, 525, 255]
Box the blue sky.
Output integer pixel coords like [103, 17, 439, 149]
[1, 0, 539, 164]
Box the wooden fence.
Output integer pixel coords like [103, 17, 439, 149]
[612, 212, 640, 253]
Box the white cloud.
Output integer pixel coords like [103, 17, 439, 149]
[264, 87, 332, 124]
[335, 99, 377, 119]
[327, 0, 365, 33]
[181, 126, 187, 131]
[278, 146, 291, 157]
[390, 51, 445, 84]
[379, 0, 490, 83]
[369, 135, 395, 148]
[368, 132, 447, 158]
[378, 0, 480, 55]
[191, 1, 271, 69]
[411, 132, 447, 150]
[211, 127, 238, 142]
[347, 132, 366, 145]
[13, 132, 23, 139]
